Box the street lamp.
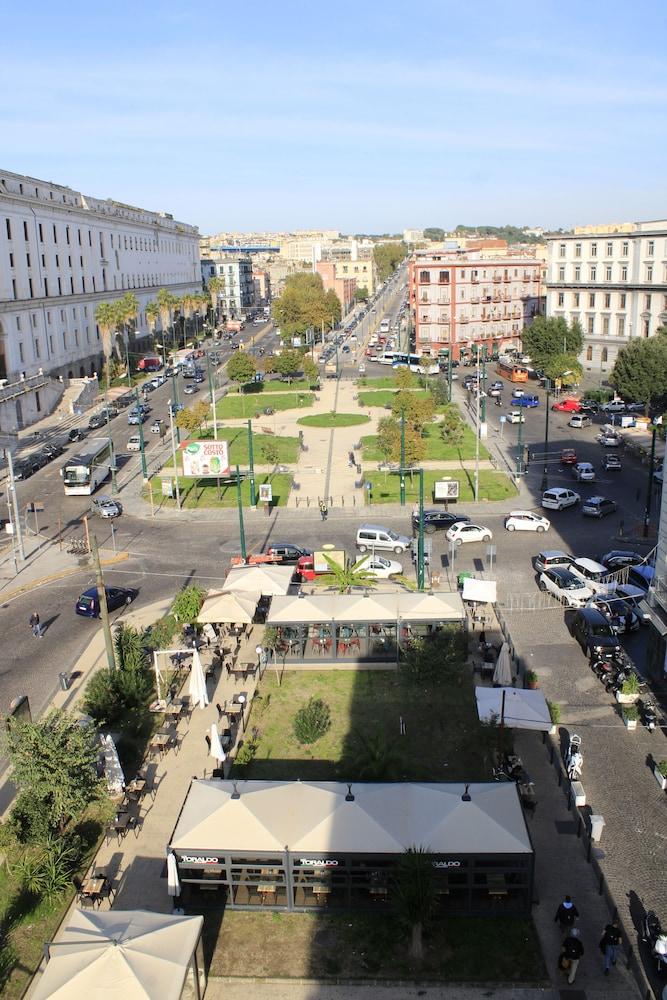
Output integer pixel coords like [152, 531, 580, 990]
[641, 310, 651, 338]
[643, 418, 662, 538]
[540, 377, 553, 493]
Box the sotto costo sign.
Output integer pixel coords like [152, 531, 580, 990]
[181, 441, 230, 477]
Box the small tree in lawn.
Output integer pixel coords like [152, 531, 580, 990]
[173, 584, 206, 624]
[176, 405, 205, 439]
[394, 368, 416, 390]
[227, 352, 257, 392]
[320, 554, 377, 594]
[440, 404, 465, 451]
[302, 356, 319, 384]
[272, 348, 303, 382]
[377, 416, 400, 480]
[293, 698, 331, 744]
[349, 729, 401, 779]
[261, 439, 280, 468]
[393, 846, 437, 962]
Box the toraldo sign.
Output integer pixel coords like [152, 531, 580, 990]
[432, 860, 461, 868]
[180, 855, 220, 864]
[297, 858, 339, 866]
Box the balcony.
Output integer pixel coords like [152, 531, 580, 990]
[471, 276, 479, 284]
[458, 316, 469, 324]
[503, 274, 511, 282]
[481, 314, 491, 323]
[492, 275, 501, 283]
[470, 296, 480, 304]
[502, 292, 511, 302]
[492, 293, 501, 303]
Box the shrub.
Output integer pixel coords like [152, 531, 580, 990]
[656, 760, 667, 777]
[12, 836, 80, 900]
[293, 698, 331, 744]
[6, 791, 54, 845]
[401, 626, 465, 685]
[172, 585, 206, 624]
[114, 624, 148, 671]
[620, 672, 640, 695]
[235, 738, 259, 766]
[547, 700, 561, 724]
[83, 666, 153, 731]
[142, 614, 178, 650]
[622, 704, 639, 722]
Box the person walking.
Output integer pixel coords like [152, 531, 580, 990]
[319, 500, 328, 521]
[600, 917, 622, 974]
[554, 895, 579, 937]
[560, 928, 584, 984]
[29, 611, 43, 639]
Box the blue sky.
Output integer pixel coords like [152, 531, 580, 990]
[1, 1, 665, 234]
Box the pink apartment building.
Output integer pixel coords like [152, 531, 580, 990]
[315, 261, 357, 315]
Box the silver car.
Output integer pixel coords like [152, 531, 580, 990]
[90, 496, 123, 518]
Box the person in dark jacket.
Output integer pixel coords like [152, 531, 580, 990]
[29, 611, 43, 639]
[600, 917, 622, 973]
[560, 929, 584, 984]
[554, 895, 579, 935]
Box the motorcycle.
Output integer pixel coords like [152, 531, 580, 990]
[639, 697, 657, 733]
[642, 910, 667, 975]
[493, 753, 527, 783]
[565, 734, 583, 780]
[603, 664, 633, 695]
[591, 657, 615, 681]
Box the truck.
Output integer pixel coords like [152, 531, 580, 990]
[137, 355, 162, 372]
[296, 550, 345, 581]
[226, 320, 244, 334]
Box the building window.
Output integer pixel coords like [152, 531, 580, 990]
[438, 271, 449, 283]
[44, 278, 48, 296]
[587, 316, 594, 334]
[617, 316, 625, 336]
[34, 338, 40, 358]
[575, 243, 582, 257]
[66, 226, 70, 245]
[5, 218, 12, 239]
[645, 294, 652, 310]
[419, 271, 430, 283]
[558, 266, 565, 280]
[622, 241, 629, 256]
[647, 240, 654, 256]
[591, 242, 598, 257]
[606, 241, 613, 256]
[586, 346, 593, 361]
[601, 347, 608, 363]
[559, 243, 566, 257]
[558, 292, 565, 306]
[589, 293, 595, 307]
[620, 293, 626, 308]
[58, 278, 62, 294]
[49, 335, 54, 353]
[18, 342, 24, 363]
[38, 223, 43, 242]
[604, 293, 611, 308]
[605, 266, 612, 281]
[603, 316, 610, 335]
[646, 265, 653, 281]
[22, 220, 29, 241]
[28, 278, 33, 297]
[574, 266, 580, 281]
[590, 266, 597, 281]
[11, 278, 16, 297]
[621, 265, 627, 281]
[52, 224, 57, 243]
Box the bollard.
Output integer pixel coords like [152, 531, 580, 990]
[58, 672, 70, 692]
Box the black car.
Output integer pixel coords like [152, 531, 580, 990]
[88, 413, 106, 430]
[598, 550, 644, 571]
[75, 586, 137, 618]
[42, 441, 65, 460]
[579, 399, 600, 415]
[264, 542, 312, 564]
[565, 606, 622, 658]
[12, 460, 34, 481]
[68, 427, 86, 442]
[412, 509, 470, 534]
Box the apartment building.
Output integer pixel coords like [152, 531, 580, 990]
[203, 256, 255, 318]
[646, 450, 667, 683]
[546, 220, 667, 373]
[314, 261, 356, 315]
[0, 169, 200, 386]
[319, 244, 377, 296]
[409, 251, 542, 360]
[251, 266, 271, 306]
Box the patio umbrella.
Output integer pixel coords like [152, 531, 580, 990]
[475, 686, 551, 731]
[188, 647, 209, 711]
[492, 641, 513, 687]
[167, 852, 181, 898]
[223, 564, 294, 596]
[198, 590, 259, 624]
[209, 723, 226, 763]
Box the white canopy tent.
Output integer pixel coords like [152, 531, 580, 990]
[32, 909, 205, 1000]
[266, 591, 465, 625]
[223, 564, 294, 596]
[198, 590, 259, 624]
[462, 578, 497, 604]
[475, 686, 552, 731]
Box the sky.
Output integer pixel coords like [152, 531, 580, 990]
[1, 1, 666, 234]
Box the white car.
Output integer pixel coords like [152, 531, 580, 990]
[90, 496, 123, 518]
[183, 384, 198, 395]
[505, 510, 551, 533]
[358, 364, 366, 374]
[568, 557, 614, 595]
[446, 523, 493, 547]
[150, 419, 163, 434]
[358, 555, 403, 579]
[506, 410, 526, 424]
[542, 488, 580, 511]
[539, 567, 594, 607]
[573, 462, 596, 481]
[598, 432, 621, 447]
[127, 435, 142, 452]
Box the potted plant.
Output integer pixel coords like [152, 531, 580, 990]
[616, 672, 641, 705]
[654, 760, 667, 791]
[547, 700, 561, 735]
[525, 670, 539, 690]
[621, 704, 639, 730]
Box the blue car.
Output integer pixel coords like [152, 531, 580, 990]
[511, 394, 540, 408]
[76, 586, 136, 617]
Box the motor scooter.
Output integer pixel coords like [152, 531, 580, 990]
[639, 697, 657, 733]
[565, 734, 583, 780]
[642, 910, 667, 975]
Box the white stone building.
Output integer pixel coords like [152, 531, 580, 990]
[203, 256, 255, 318]
[0, 169, 200, 389]
[546, 220, 667, 374]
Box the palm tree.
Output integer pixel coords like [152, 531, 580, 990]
[393, 846, 437, 962]
[171, 296, 184, 348]
[94, 301, 120, 392]
[208, 276, 225, 329]
[320, 554, 376, 594]
[349, 729, 401, 780]
[118, 292, 139, 377]
[145, 300, 161, 359]
[157, 288, 177, 352]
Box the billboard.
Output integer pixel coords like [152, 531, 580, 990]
[180, 440, 230, 477]
[434, 478, 459, 500]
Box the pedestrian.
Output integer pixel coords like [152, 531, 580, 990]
[348, 451, 355, 468]
[554, 895, 579, 936]
[560, 928, 584, 984]
[255, 644, 268, 671]
[29, 611, 43, 639]
[478, 628, 487, 651]
[600, 917, 622, 974]
[319, 500, 328, 521]
[624, 610, 633, 633]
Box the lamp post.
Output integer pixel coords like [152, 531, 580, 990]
[400, 465, 425, 590]
[480, 346, 487, 425]
[399, 410, 406, 507]
[124, 341, 132, 388]
[235, 463, 247, 560]
[540, 378, 552, 493]
[134, 388, 148, 480]
[171, 372, 181, 444]
[643, 420, 660, 538]
[247, 419, 256, 508]
[474, 352, 480, 501]
[168, 407, 181, 509]
[516, 409, 524, 478]
[640, 310, 651, 338]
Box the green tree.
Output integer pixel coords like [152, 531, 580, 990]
[176, 402, 209, 438]
[373, 242, 407, 282]
[114, 623, 147, 672]
[118, 292, 139, 363]
[349, 729, 401, 780]
[227, 352, 257, 390]
[423, 227, 445, 241]
[440, 404, 465, 449]
[543, 352, 583, 384]
[272, 273, 341, 340]
[157, 288, 177, 348]
[145, 300, 160, 354]
[393, 846, 438, 961]
[354, 286, 369, 302]
[272, 348, 304, 380]
[377, 416, 400, 470]
[302, 356, 319, 383]
[293, 698, 331, 744]
[94, 301, 120, 392]
[394, 368, 416, 390]
[401, 626, 465, 684]
[611, 331, 667, 415]
[208, 276, 225, 327]
[320, 554, 377, 594]
[174, 584, 206, 624]
[391, 390, 435, 431]
[520, 315, 583, 370]
[3, 711, 102, 836]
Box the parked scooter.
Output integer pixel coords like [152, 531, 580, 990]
[591, 657, 615, 682]
[603, 664, 633, 695]
[642, 910, 667, 975]
[565, 734, 583, 780]
[493, 753, 527, 783]
[639, 697, 657, 733]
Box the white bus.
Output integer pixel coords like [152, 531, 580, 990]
[62, 438, 112, 495]
[379, 318, 391, 334]
[379, 350, 397, 365]
[389, 352, 440, 374]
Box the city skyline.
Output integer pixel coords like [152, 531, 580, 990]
[2, 0, 666, 233]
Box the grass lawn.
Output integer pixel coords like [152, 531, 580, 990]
[233, 668, 490, 782]
[297, 413, 371, 428]
[358, 388, 431, 408]
[204, 911, 546, 982]
[145, 472, 292, 508]
[361, 424, 490, 462]
[230, 379, 315, 394]
[366, 469, 517, 503]
[165, 426, 299, 465]
[216, 392, 315, 419]
[356, 375, 405, 389]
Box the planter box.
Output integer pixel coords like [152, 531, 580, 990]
[623, 716, 637, 730]
[616, 691, 639, 705]
[654, 769, 667, 791]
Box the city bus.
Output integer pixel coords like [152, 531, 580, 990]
[496, 359, 529, 382]
[379, 318, 391, 334]
[382, 351, 440, 374]
[62, 438, 112, 495]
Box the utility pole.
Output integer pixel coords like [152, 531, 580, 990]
[448, 351, 453, 403]
[171, 373, 181, 444]
[399, 410, 406, 506]
[235, 464, 247, 560]
[480, 346, 487, 425]
[247, 419, 256, 508]
[540, 380, 552, 493]
[207, 355, 218, 439]
[6, 450, 26, 563]
[643, 423, 658, 538]
[417, 469, 425, 591]
[516, 410, 524, 477]
[91, 534, 116, 672]
[134, 388, 148, 480]
[125, 341, 132, 388]
[168, 407, 181, 509]
[474, 352, 480, 501]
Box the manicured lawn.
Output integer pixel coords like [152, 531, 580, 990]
[234, 667, 490, 782]
[297, 413, 371, 428]
[230, 379, 315, 394]
[361, 424, 490, 462]
[358, 388, 430, 408]
[366, 469, 517, 503]
[356, 375, 404, 389]
[215, 392, 315, 418]
[205, 911, 546, 982]
[145, 472, 292, 508]
[165, 427, 299, 465]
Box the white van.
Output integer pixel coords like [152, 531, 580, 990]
[356, 524, 412, 554]
[569, 414, 592, 429]
[542, 488, 580, 511]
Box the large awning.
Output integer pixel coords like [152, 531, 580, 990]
[223, 564, 295, 596]
[462, 578, 497, 604]
[475, 686, 552, 731]
[266, 591, 465, 625]
[170, 779, 532, 857]
[32, 909, 203, 1000]
[198, 590, 259, 624]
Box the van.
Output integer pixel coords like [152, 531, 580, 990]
[569, 413, 591, 429]
[542, 488, 580, 511]
[356, 524, 412, 554]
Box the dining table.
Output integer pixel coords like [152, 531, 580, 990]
[79, 875, 107, 905]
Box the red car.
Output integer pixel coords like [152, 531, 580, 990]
[560, 448, 577, 465]
[552, 398, 581, 413]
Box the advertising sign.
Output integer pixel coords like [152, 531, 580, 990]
[180, 440, 230, 478]
[434, 478, 460, 500]
[258, 483, 273, 503]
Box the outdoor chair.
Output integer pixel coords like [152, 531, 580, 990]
[205, 734, 211, 752]
[216, 702, 224, 721]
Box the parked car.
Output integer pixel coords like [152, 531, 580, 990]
[602, 454, 622, 471]
[264, 542, 312, 563]
[445, 523, 493, 546]
[90, 496, 123, 518]
[598, 550, 644, 571]
[505, 510, 550, 533]
[42, 441, 65, 460]
[586, 597, 640, 633]
[150, 419, 163, 434]
[579, 399, 600, 415]
[356, 525, 412, 554]
[552, 398, 581, 413]
[169, 402, 185, 416]
[601, 399, 626, 414]
[358, 554, 403, 579]
[573, 462, 595, 481]
[539, 567, 594, 607]
[12, 460, 35, 480]
[183, 384, 198, 395]
[565, 606, 622, 657]
[507, 410, 525, 424]
[568, 557, 614, 594]
[598, 431, 621, 447]
[489, 381, 504, 392]
[569, 413, 592, 429]
[412, 509, 470, 534]
[88, 413, 107, 430]
[127, 435, 142, 452]
[612, 583, 651, 620]
[560, 448, 577, 465]
[511, 394, 539, 407]
[68, 427, 86, 442]
[533, 550, 574, 573]
[582, 496, 617, 518]
[127, 412, 145, 425]
[542, 488, 580, 511]
[76, 586, 136, 618]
